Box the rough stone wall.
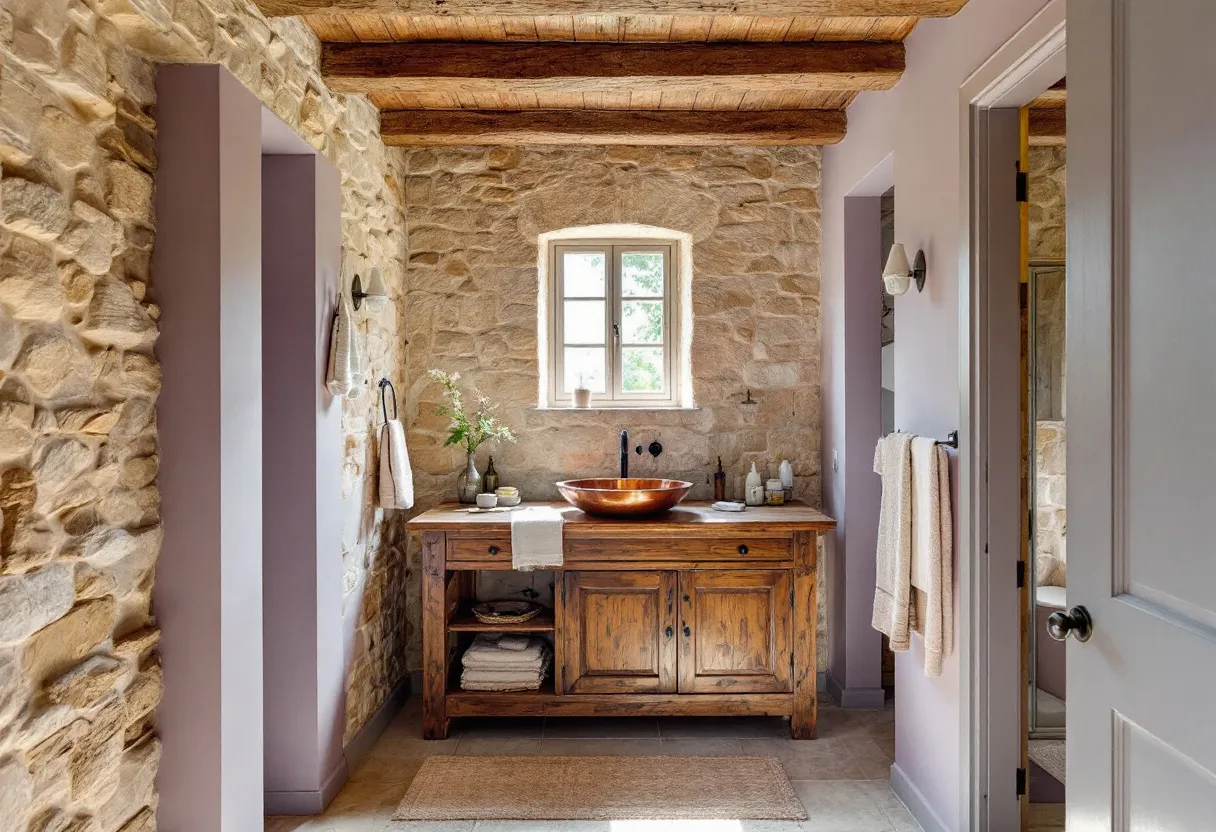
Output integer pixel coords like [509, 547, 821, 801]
[1028, 147, 1066, 590]
[0, 1, 408, 828]
[402, 145, 826, 670]
[1028, 146, 1066, 261]
[1034, 420, 1066, 586]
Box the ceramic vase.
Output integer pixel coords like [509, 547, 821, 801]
[456, 452, 481, 504]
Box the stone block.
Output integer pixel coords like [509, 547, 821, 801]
[22, 596, 115, 684]
[1, 178, 70, 242]
[15, 329, 94, 399]
[0, 562, 74, 644]
[0, 756, 32, 832]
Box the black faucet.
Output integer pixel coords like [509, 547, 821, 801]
[620, 429, 629, 479]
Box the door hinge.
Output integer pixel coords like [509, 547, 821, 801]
[790, 589, 796, 609]
[1016, 165, 1029, 203]
[1016, 767, 1027, 796]
[1016, 560, 1026, 589]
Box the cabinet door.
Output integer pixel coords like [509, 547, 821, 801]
[678, 570, 793, 694]
[562, 571, 677, 694]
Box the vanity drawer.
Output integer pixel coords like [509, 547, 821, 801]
[565, 537, 791, 563]
[447, 536, 512, 564]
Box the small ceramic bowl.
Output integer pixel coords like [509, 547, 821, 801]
[476, 493, 498, 509]
[498, 494, 521, 507]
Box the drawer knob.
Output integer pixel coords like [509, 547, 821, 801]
[738, 544, 749, 555]
[488, 545, 500, 555]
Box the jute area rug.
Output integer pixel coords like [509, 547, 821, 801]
[393, 755, 807, 821]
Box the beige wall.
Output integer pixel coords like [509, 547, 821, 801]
[401, 145, 827, 671]
[0, 0, 408, 827]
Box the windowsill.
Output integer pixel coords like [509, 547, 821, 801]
[533, 406, 702, 412]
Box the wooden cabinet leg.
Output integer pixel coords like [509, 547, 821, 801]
[422, 531, 450, 740]
[791, 531, 818, 739]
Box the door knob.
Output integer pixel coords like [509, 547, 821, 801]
[683, 625, 691, 638]
[1046, 605, 1093, 643]
[665, 626, 673, 638]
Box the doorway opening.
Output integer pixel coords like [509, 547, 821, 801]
[1022, 75, 1068, 827]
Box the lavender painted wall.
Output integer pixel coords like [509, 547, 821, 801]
[824, 196, 885, 707]
[821, 1, 1052, 827]
[153, 65, 264, 831]
[261, 151, 346, 813]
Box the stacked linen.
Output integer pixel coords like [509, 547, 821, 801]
[460, 633, 552, 692]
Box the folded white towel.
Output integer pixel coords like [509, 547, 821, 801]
[325, 290, 363, 399]
[378, 419, 414, 510]
[459, 679, 545, 692]
[462, 634, 547, 669]
[462, 657, 552, 685]
[490, 634, 531, 652]
[872, 432, 914, 652]
[510, 506, 564, 571]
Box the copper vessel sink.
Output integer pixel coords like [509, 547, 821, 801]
[556, 478, 694, 517]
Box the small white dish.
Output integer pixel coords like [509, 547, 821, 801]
[498, 494, 521, 507]
[476, 493, 499, 509]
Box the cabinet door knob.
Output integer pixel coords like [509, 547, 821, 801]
[683, 594, 690, 603]
[683, 625, 691, 638]
[488, 545, 500, 555]
[665, 626, 673, 638]
[738, 544, 749, 555]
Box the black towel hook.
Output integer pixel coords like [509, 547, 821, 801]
[378, 378, 397, 423]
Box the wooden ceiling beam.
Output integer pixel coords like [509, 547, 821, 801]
[1028, 108, 1065, 146]
[380, 108, 847, 145]
[324, 41, 904, 97]
[258, 0, 966, 18]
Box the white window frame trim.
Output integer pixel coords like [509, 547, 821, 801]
[547, 238, 682, 408]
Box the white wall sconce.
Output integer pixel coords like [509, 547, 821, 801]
[351, 268, 389, 310]
[882, 243, 927, 296]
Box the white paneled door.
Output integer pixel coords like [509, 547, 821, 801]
[1068, 1, 1216, 830]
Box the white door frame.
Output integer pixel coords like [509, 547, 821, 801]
[957, 3, 1066, 829]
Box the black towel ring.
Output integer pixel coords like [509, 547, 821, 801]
[379, 378, 397, 423]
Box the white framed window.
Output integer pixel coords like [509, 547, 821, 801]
[547, 239, 682, 408]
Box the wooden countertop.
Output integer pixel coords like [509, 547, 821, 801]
[406, 501, 836, 535]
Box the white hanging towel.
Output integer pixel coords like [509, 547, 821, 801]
[325, 291, 363, 399]
[378, 419, 414, 510]
[909, 438, 954, 677]
[872, 432, 915, 652]
[510, 506, 564, 571]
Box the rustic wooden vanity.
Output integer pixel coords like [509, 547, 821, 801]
[407, 501, 835, 740]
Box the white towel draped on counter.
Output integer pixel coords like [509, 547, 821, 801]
[872, 432, 915, 653]
[378, 419, 414, 510]
[510, 506, 564, 571]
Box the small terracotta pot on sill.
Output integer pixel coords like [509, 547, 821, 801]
[573, 387, 592, 408]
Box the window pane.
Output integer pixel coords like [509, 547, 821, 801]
[621, 300, 664, 344]
[622, 347, 664, 393]
[621, 252, 665, 297]
[563, 300, 605, 344]
[564, 347, 606, 393]
[563, 252, 606, 297]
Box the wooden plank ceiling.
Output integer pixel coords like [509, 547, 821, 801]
[1028, 78, 1066, 146]
[255, 1, 973, 145]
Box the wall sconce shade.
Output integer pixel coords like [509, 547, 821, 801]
[351, 268, 389, 310]
[882, 243, 927, 295]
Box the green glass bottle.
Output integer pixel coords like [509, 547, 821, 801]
[483, 455, 499, 494]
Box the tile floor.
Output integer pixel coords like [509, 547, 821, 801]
[266, 698, 920, 832]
